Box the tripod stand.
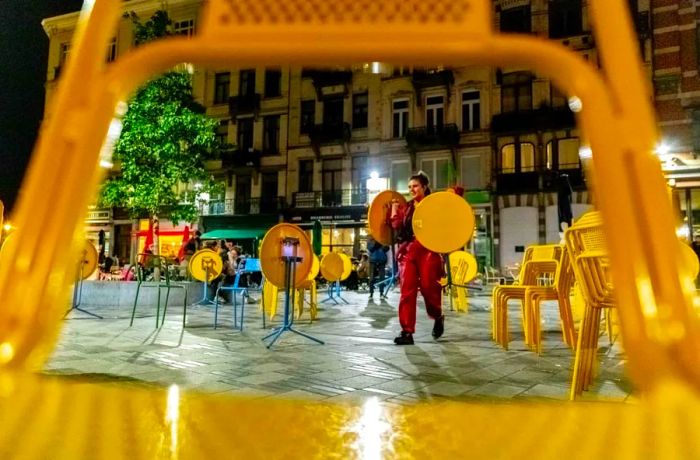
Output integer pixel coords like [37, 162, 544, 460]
[65, 252, 102, 319]
[262, 237, 324, 349]
[190, 255, 217, 307]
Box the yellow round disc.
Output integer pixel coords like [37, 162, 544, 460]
[447, 251, 478, 285]
[80, 240, 98, 280]
[188, 248, 223, 282]
[680, 242, 700, 279]
[320, 252, 344, 282]
[339, 253, 352, 281]
[260, 223, 313, 288]
[413, 191, 475, 253]
[368, 190, 407, 246]
[308, 254, 320, 280]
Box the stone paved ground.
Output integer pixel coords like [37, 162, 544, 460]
[44, 287, 634, 406]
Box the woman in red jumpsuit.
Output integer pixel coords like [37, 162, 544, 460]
[390, 172, 444, 345]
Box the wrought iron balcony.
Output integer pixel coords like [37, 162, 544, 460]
[292, 189, 368, 208]
[220, 148, 261, 169]
[491, 106, 575, 134]
[542, 166, 586, 190]
[228, 93, 261, 119]
[495, 170, 540, 194]
[406, 124, 460, 151]
[309, 122, 352, 146]
[200, 196, 286, 216]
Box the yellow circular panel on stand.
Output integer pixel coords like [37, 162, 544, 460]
[320, 252, 344, 282]
[339, 253, 352, 281]
[447, 251, 478, 285]
[308, 254, 320, 280]
[413, 191, 475, 254]
[260, 223, 313, 288]
[680, 242, 700, 279]
[80, 240, 98, 280]
[188, 248, 223, 282]
[368, 190, 407, 246]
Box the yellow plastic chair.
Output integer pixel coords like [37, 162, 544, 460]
[524, 247, 577, 353]
[492, 245, 562, 349]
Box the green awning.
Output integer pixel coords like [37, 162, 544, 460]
[200, 228, 267, 240]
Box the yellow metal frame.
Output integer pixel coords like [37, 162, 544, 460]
[0, 0, 699, 455]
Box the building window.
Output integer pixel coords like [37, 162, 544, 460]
[547, 138, 581, 170]
[214, 72, 231, 105]
[263, 115, 280, 155]
[322, 159, 343, 205]
[426, 95, 444, 134]
[264, 69, 282, 98]
[173, 19, 195, 37]
[693, 111, 700, 153]
[239, 69, 255, 97]
[501, 72, 533, 113]
[106, 37, 117, 62]
[499, 5, 531, 33]
[300, 100, 315, 135]
[323, 97, 344, 128]
[392, 99, 409, 138]
[352, 93, 368, 129]
[59, 42, 71, 65]
[391, 161, 410, 192]
[461, 155, 483, 190]
[215, 119, 229, 146]
[237, 118, 254, 153]
[501, 143, 535, 173]
[299, 159, 314, 192]
[351, 155, 368, 190]
[549, 0, 583, 39]
[551, 83, 568, 108]
[461, 90, 481, 131]
[420, 157, 450, 190]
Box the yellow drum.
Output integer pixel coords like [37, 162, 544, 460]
[298, 254, 320, 290]
[188, 248, 223, 282]
[368, 190, 407, 245]
[320, 252, 344, 282]
[680, 241, 700, 279]
[259, 223, 313, 288]
[412, 191, 475, 254]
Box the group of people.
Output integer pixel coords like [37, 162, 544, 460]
[356, 236, 390, 298]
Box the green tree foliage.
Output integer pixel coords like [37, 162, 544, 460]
[99, 10, 219, 224]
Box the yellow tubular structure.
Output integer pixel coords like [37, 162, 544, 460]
[0, 0, 698, 456]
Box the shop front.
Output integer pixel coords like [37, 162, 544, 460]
[136, 219, 196, 261]
[283, 206, 368, 258]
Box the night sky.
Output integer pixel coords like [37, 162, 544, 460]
[0, 0, 84, 216]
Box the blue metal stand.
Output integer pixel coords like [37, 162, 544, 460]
[190, 269, 216, 307]
[321, 280, 349, 305]
[65, 258, 103, 319]
[262, 238, 324, 349]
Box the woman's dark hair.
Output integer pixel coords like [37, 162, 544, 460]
[409, 171, 432, 196]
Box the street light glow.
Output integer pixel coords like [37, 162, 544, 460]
[655, 142, 671, 156]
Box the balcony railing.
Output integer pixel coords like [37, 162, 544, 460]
[491, 106, 575, 134]
[200, 197, 286, 216]
[228, 93, 261, 118]
[220, 148, 261, 169]
[496, 164, 586, 194]
[292, 189, 368, 208]
[406, 124, 460, 151]
[309, 122, 352, 146]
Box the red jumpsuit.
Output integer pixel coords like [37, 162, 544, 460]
[391, 199, 444, 334]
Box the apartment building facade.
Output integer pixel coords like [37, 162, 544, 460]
[42, 0, 652, 268]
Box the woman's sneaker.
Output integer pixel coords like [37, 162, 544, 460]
[393, 331, 414, 345]
[432, 315, 445, 339]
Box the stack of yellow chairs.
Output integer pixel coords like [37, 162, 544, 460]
[492, 245, 563, 350]
[523, 247, 577, 354]
[564, 212, 615, 399]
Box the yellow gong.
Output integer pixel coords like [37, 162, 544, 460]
[368, 190, 407, 245]
[79, 240, 98, 280]
[188, 248, 223, 282]
[339, 253, 352, 281]
[320, 252, 344, 282]
[259, 223, 313, 288]
[447, 251, 478, 285]
[413, 191, 475, 254]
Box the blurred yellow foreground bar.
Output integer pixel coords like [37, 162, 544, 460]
[0, 0, 698, 457]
